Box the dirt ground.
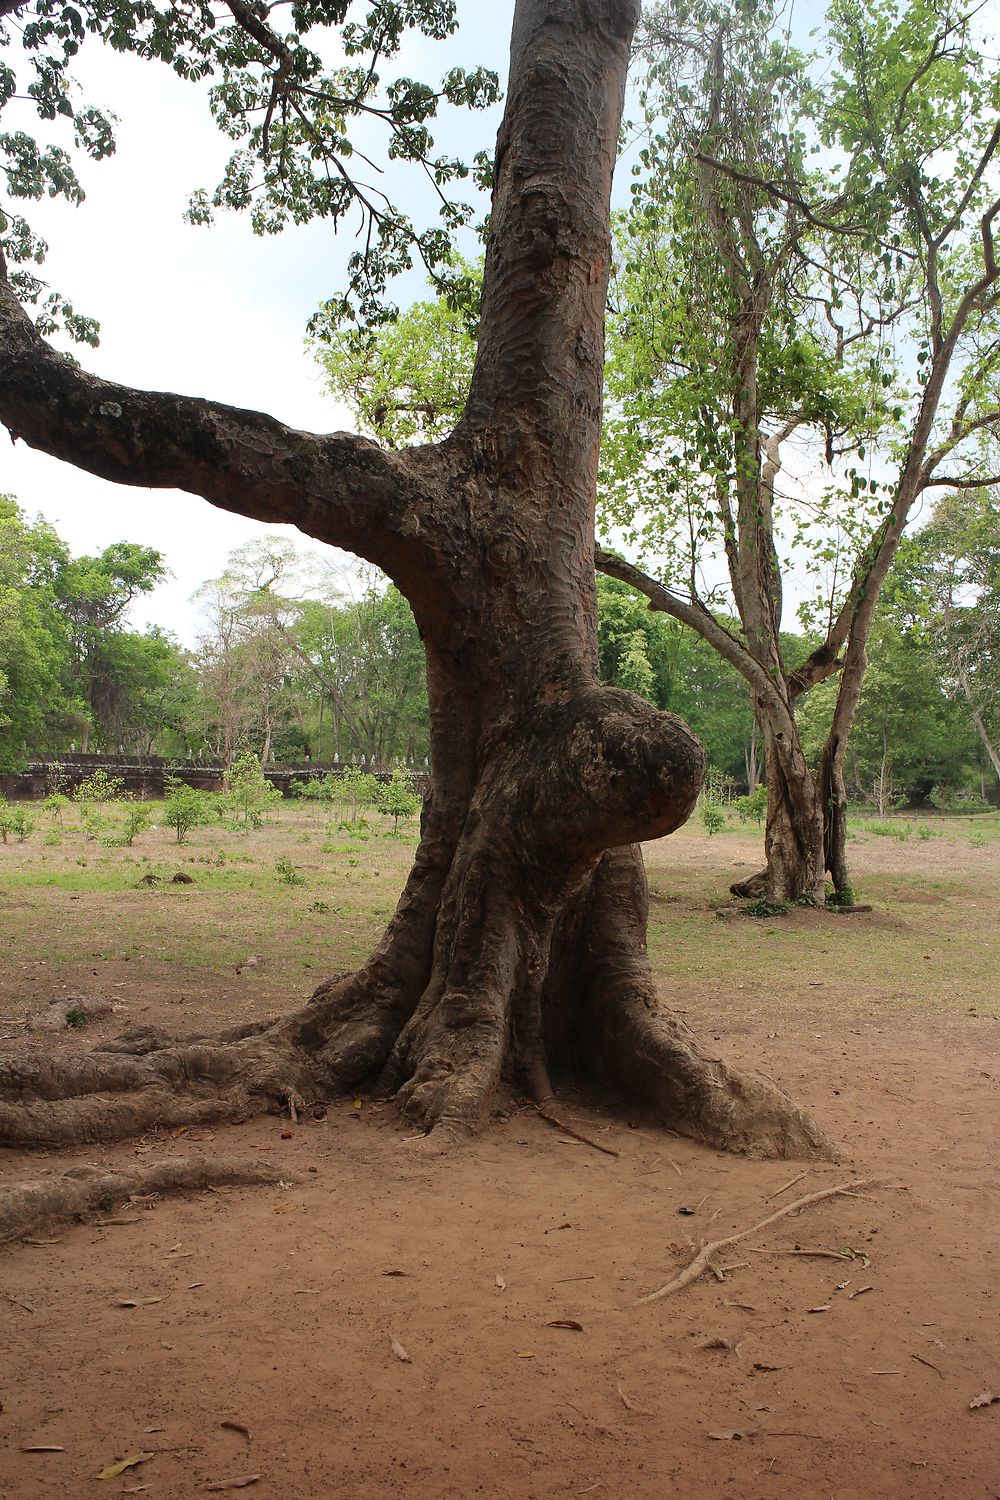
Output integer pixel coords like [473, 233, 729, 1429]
[1, 810, 998, 1498]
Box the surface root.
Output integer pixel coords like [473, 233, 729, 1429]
[0, 1153, 300, 1245]
[637, 1177, 876, 1303]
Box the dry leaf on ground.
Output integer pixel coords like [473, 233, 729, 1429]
[205, 1477, 260, 1492]
[616, 1384, 649, 1414]
[969, 1393, 999, 1409]
[546, 1319, 584, 1331]
[390, 1337, 411, 1362]
[220, 1421, 252, 1442]
[97, 1452, 155, 1480]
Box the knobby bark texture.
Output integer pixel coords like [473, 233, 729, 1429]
[0, 0, 830, 1197]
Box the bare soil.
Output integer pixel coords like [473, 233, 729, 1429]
[1, 810, 998, 1498]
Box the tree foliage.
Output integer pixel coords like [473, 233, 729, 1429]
[597, 0, 1000, 901]
[0, 0, 500, 344]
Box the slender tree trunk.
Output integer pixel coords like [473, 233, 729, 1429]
[745, 715, 760, 792]
[954, 657, 1000, 783]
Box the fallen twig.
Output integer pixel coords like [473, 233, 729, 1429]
[763, 1170, 807, 1203]
[637, 1178, 876, 1304]
[533, 1103, 619, 1158]
[747, 1247, 863, 1261]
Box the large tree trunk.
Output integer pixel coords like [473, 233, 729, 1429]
[0, 0, 830, 1182]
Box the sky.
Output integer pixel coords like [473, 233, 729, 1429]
[2, 3, 512, 643]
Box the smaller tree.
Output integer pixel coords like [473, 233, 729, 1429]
[902, 490, 1000, 786]
[163, 781, 214, 846]
[223, 752, 282, 831]
[600, 0, 1000, 906]
[379, 769, 422, 830]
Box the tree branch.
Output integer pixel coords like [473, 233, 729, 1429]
[692, 152, 866, 240]
[594, 546, 787, 717]
[921, 471, 1000, 490]
[0, 261, 443, 583]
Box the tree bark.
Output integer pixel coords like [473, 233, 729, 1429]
[0, 0, 830, 1174]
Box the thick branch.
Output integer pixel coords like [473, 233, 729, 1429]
[923, 471, 1000, 489]
[0, 266, 446, 585]
[594, 547, 786, 716]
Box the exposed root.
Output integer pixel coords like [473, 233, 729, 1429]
[0, 1154, 299, 1246]
[0, 1034, 323, 1147]
[532, 1100, 621, 1158]
[1, 846, 833, 1163]
[594, 997, 833, 1159]
[636, 1177, 877, 1303]
[577, 848, 835, 1161]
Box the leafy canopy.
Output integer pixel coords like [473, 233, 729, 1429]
[0, 0, 499, 343]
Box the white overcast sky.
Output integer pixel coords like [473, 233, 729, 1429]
[2, 3, 512, 643]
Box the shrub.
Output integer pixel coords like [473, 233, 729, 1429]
[700, 797, 726, 836]
[0, 800, 34, 843]
[43, 792, 70, 822]
[163, 780, 214, 844]
[120, 801, 152, 846]
[930, 784, 991, 813]
[378, 769, 421, 829]
[79, 803, 110, 842]
[336, 767, 381, 824]
[223, 753, 282, 830]
[744, 893, 791, 917]
[734, 784, 767, 826]
[73, 769, 125, 804]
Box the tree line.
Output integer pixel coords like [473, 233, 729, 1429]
[2, 492, 994, 811]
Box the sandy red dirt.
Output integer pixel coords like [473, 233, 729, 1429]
[1, 997, 998, 1499]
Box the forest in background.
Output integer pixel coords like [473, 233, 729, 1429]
[1, 492, 995, 814]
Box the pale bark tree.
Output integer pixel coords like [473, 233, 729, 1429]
[599, 0, 1000, 907]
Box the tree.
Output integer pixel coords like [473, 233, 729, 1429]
[796, 615, 977, 811]
[56, 540, 167, 750]
[598, 0, 1000, 907]
[296, 581, 431, 765]
[902, 489, 1000, 785]
[315, 268, 480, 448]
[191, 538, 321, 769]
[0, 496, 75, 768]
[0, 0, 825, 1168]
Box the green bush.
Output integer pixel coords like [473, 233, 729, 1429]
[79, 803, 110, 842]
[73, 769, 125, 804]
[163, 780, 214, 844]
[700, 797, 726, 836]
[745, 894, 791, 918]
[0, 800, 34, 844]
[123, 802, 152, 844]
[223, 753, 283, 830]
[378, 769, 421, 829]
[930, 784, 991, 813]
[335, 767, 381, 824]
[734, 784, 767, 825]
